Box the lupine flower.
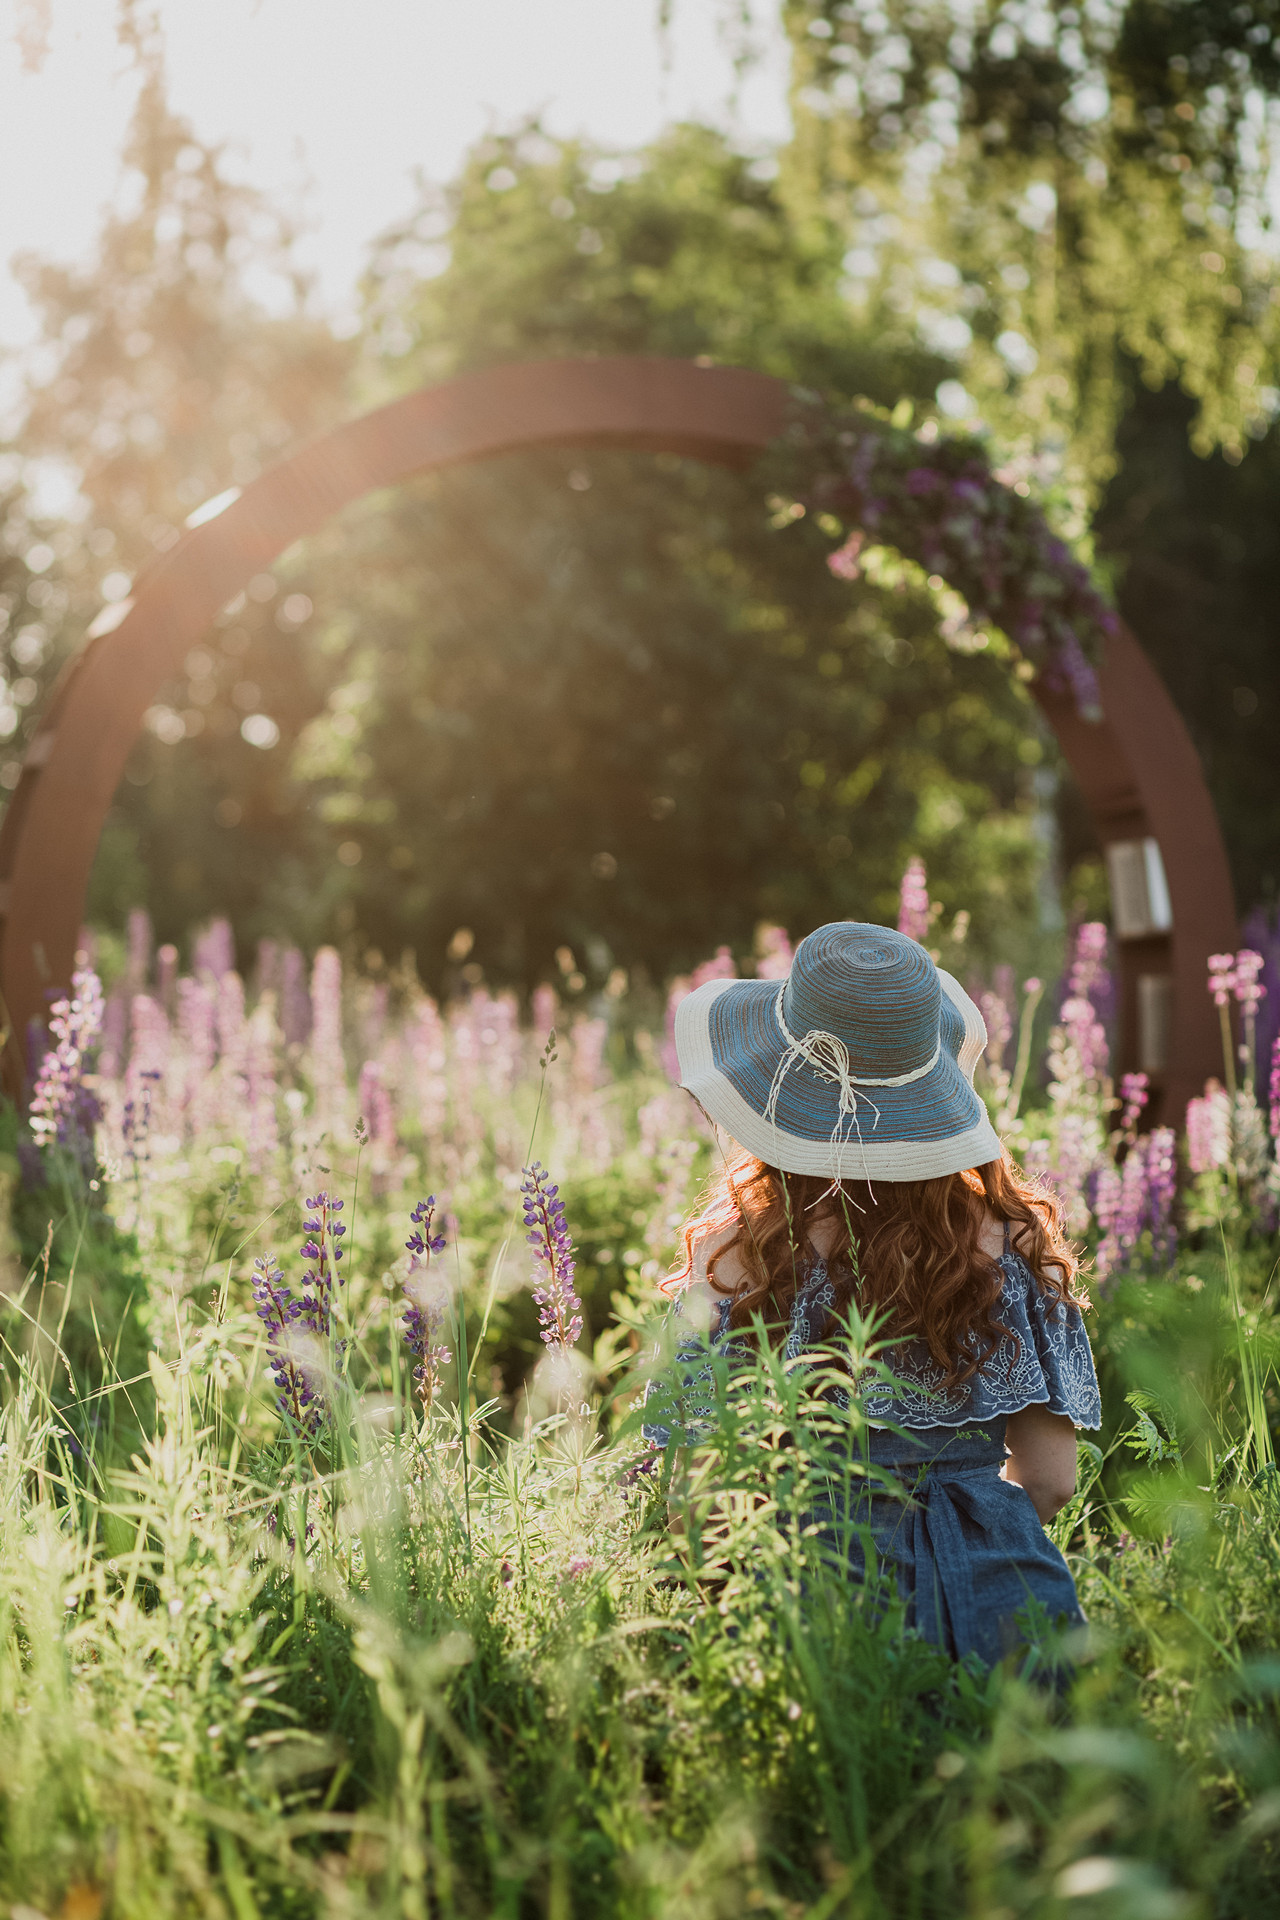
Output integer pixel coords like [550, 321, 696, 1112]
[126, 908, 152, 990]
[1186, 1084, 1231, 1174]
[1233, 949, 1267, 1091]
[1230, 1090, 1272, 1196]
[1144, 1128, 1178, 1263]
[176, 976, 216, 1138]
[194, 916, 235, 980]
[897, 857, 932, 945]
[245, 1000, 281, 1163]
[309, 948, 347, 1133]
[1113, 1146, 1148, 1262]
[1046, 1111, 1092, 1236]
[410, 996, 448, 1140]
[1269, 1034, 1280, 1141]
[1233, 950, 1266, 1014]
[1119, 1072, 1150, 1136]
[1053, 925, 1111, 1092]
[357, 1059, 396, 1152]
[755, 924, 794, 980]
[979, 990, 1013, 1073]
[98, 987, 128, 1079]
[520, 1161, 583, 1351]
[252, 1190, 349, 1435]
[29, 966, 105, 1166]
[297, 1190, 346, 1344]
[1208, 953, 1237, 1008]
[156, 943, 178, 1008]
[1067, 921, 1109, 1002]
[251, 1252, 323, 1438]
[121, 1068, 160, 1179]
[280, 946, 312, 1047]
[1092, 1163, 1123, 1268]
[401, 1196, 452, 1408]
[1095, 1124, 1178, 1280]
[662, 947, 736, 1082]
[571, 1018, 608, 1097]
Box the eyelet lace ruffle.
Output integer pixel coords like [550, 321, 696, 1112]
[642, 1248, 1101, 1446]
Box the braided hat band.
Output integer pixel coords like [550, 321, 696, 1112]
[675, 921, 1002, 1182]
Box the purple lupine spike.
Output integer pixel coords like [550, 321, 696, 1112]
[289, 1188, 348, 1397]
[1119, 1072, 1149, 1136]
[400, 1195, 452, 1407]
[520, 1161, 583, 1351]
[406, 1194, 448, 1261]
[28, 965, 105, 1170]
[1143, 1127, 1178, 1266]
[252, 1252, 323, 1438]
[1269, 1034, 1280, 1141]
[1058, 921, 1110, 1086]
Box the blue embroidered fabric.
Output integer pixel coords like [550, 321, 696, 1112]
[641, 1242, 1100, 1664]
[642, 1245, 1101, 1448]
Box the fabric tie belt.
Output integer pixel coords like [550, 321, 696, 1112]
[883, 1459, 999, 1657]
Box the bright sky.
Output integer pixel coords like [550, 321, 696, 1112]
[0, 0, 792, 347]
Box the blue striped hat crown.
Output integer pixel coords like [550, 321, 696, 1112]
[780, 925, 942, 1081]
[674, 921, 1002, 1181]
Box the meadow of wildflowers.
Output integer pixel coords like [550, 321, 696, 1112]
[1, 877, 1279, 1917]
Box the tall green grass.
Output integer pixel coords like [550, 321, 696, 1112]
[2, 973, 1279, 1917]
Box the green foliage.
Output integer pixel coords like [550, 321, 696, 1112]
[3, 104, 1065, 981]
[266, 125, 1056, 987]
[779, 1, 1280, 917]
[785, 0, 1280, 493]
[1095, 379, 1280, 911]
[3, 1164, 1280, 1915]
[0, 914, 1278, 1913]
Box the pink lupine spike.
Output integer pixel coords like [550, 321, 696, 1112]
[280, 947, 312, 1047]
[194, 916, 235, 981]
[246, 998, 281, 1164]
[897, 857, 932, 945]
[126, 908, 153, 991]
[309, 947, 347, 1135]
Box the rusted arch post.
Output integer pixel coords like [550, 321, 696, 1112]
[0, 355, 1236, 1118]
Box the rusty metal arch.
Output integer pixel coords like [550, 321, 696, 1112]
[0, 355, 1236, 1117]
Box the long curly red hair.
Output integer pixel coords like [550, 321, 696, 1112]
[665, 1152, 1084, 1390]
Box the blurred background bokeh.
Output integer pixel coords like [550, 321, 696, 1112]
[2, 0, 1277, 1004]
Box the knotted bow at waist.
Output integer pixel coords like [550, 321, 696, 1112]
[896, 1460, 999, 1658]
[803, 1428, 1083, 1666]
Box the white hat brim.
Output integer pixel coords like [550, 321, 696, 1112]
[674, 969, 1004, 1180]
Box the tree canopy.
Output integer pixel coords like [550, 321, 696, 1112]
[4, 7, 1277, 983]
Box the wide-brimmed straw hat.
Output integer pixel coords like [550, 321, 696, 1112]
[674, 920, 1001, 1181]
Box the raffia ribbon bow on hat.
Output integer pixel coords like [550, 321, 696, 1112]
[763, 985, 942, 1179]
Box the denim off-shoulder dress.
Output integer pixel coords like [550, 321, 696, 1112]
[643, 1230, 1102, 1666]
